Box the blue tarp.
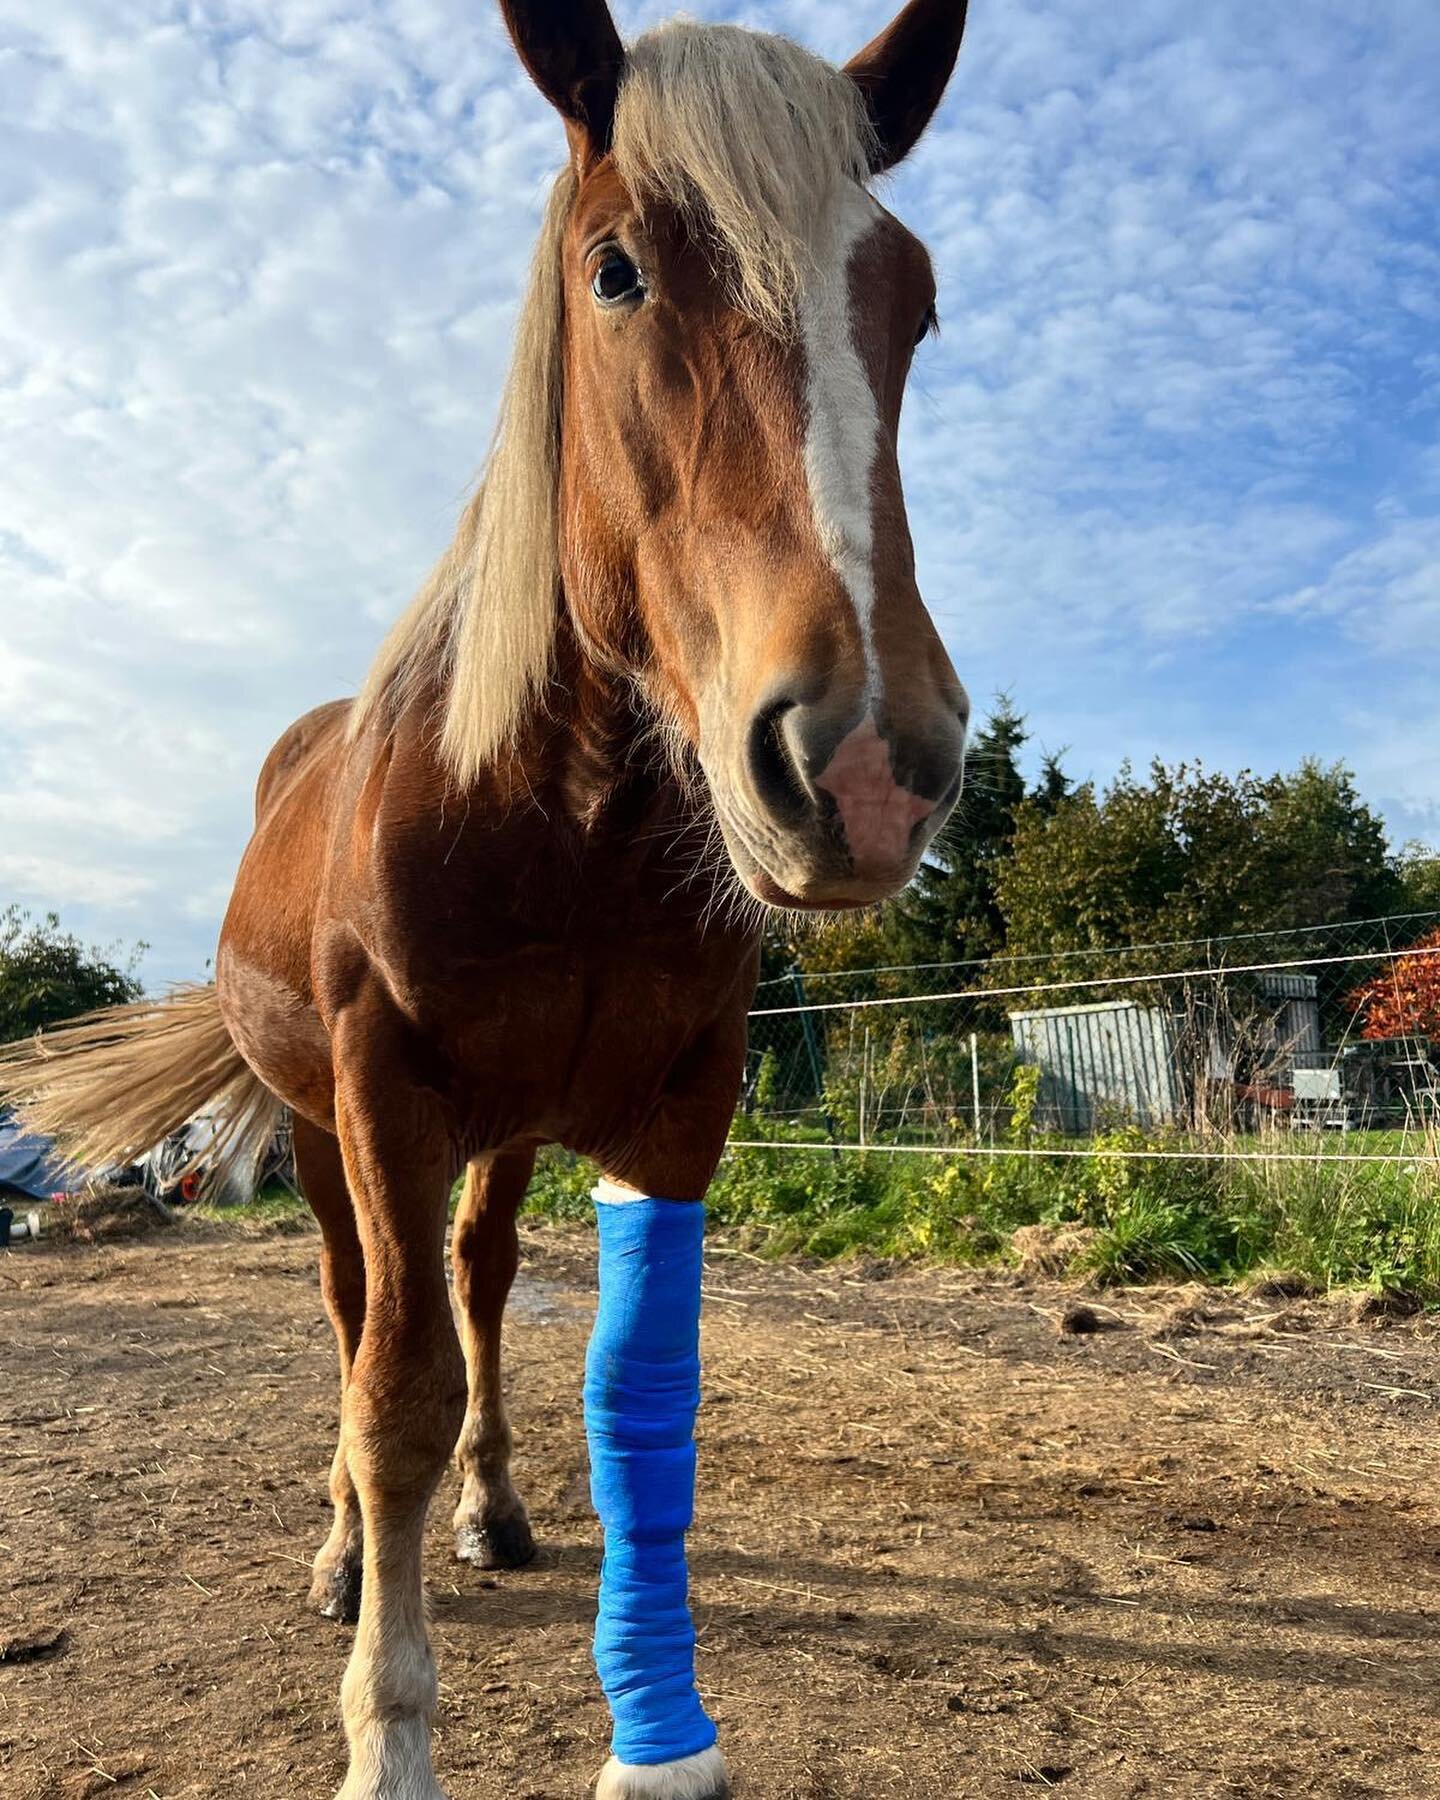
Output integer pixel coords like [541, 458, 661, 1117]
[0, 1113, 77, 1199]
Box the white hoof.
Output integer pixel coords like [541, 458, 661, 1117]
[596, 1745, 731, 1799]
[336, 1788, 447, 1800]
[336, 1777, 447, 1800]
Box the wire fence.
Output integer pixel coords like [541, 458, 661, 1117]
[739, 911, 1440, 1163]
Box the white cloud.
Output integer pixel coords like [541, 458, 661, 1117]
[1277, 510, 1440, 646]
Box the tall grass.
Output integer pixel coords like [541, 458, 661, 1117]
[525, 1075, 1440, 1297]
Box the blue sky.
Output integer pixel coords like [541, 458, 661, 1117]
[1, 0, 1437, 986]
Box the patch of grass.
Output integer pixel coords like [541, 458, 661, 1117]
[524, 1073, 1440, 1298]
[192, 1181, 311, 1231]
[1080, 1192, 1232, 1285]
[1228, 1154, 1440, 1298]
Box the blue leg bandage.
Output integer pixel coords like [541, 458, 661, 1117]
[585, 1184, 718, 1767]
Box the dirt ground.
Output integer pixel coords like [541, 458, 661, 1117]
[5, 1218, 1440, 1800]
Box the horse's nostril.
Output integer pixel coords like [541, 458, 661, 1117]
[747, 698, 811, 824]
[938, 766, 965, 814]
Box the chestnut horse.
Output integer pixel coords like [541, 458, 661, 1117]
[3, 3, 970, 1794]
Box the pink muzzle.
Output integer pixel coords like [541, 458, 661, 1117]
[814, 716, 937, 874]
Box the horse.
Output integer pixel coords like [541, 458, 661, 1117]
[2, 3, 971, 1795]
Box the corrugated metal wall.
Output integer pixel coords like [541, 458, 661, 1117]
[1010, 1002, 1182, 1133]
[1255, 972, 1322, 1060]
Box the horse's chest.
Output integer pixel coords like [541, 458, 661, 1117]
[447, 960, 715, 1080]
[440, 947, 749, 1146]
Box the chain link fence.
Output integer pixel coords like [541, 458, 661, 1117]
[740, 911, 1440, 1155]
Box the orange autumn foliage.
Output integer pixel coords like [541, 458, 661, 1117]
[1349, 928, 1440, 1041]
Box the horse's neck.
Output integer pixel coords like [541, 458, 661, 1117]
[400, 617, 705, 879]
[541, 624, 647, 823]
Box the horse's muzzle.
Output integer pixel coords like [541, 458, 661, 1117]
[718, 689, 967, 909]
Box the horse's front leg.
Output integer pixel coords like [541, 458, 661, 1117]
[451, 1146, 538, 1570]
[584, 1067, 742, 1800]
[331, 1008, 466, 1800]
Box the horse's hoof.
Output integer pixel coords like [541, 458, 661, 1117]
[595, 1746, 731, 1799]
[310, 1558, 362, 1624]
[455, 1510, 536, 1571]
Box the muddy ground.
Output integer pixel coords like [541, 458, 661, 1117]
[5, 1218, 1440, 1800]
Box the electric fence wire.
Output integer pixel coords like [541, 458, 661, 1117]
[752, 907, 1440, 991]
[725, 1139, 1438, 1167]
[748, 943, 1440, 1020]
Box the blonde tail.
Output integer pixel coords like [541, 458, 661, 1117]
[0, 984, 281, 1193]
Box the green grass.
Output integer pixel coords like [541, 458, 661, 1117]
[523, 1103, 1440, 1300]
[191, 1181, 311, 1229]
[199, 1124, 1440, 1302]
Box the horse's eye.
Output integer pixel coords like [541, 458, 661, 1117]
[914, 304, 939, 349]
[592, 248, 644, 306]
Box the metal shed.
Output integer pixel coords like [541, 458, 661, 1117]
[1009, 1000, 1181, 1133]
[1254, 972, 1322, 1065]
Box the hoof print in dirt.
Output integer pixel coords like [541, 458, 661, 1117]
[314, 1563, 363, 1624]
[1059, 1302, 1118, 1336]
[0, 1626, 70, 1666]
[1348, 1287, 1422, 1323]
[456, 1513, 537, 1571]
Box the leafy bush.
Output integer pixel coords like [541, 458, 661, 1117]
[0, 907, 143, 1044]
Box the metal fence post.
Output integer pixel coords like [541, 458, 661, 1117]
[790, 965, 826, 1100]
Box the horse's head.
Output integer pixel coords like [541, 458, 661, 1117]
[505, 0, 970, 910]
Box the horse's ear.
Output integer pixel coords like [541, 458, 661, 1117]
[498, 0, 626, 166]
[843, 0, 970, 173]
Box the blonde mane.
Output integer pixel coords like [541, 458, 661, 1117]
[353, 21, 876, 787]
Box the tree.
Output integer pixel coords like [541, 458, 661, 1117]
[1030, 751, 1073, 818]
[760, 910, 889, 987]
[996, 758, 1403, 966]
[1256, 761, 1400, 928]
[1396, 847, 1440, 917]
[0, 908, 144, 1046]
[1349, 927, 1440, 1040]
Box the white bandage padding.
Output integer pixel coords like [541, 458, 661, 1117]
[593, 1178, 651, 1206]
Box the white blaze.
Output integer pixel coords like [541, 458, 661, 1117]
[799, 186, 885, 701]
